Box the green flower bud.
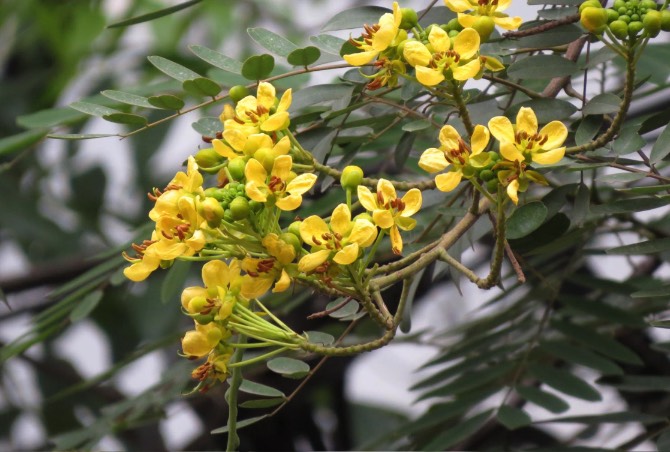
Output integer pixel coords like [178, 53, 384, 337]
[204, 187, 225, 201]
[287, 221, 303, 241]
[229, 196, 249, 220]
[188, 296, 209, 314]
[340, 165, 364, 190]
[480, 169, 495, 181]
[610, 19, 630, 38]
[640, 0, 658, 9]
[195, 148, 223, 169]
[581, 6, 609, 33]
[606, 8, 620, 23]
[354, 212, 374, 223]
[253, 148, 275, 173]
[228, 157, 246, 181]
[447, 18, 463, 32]
[486, 178, 499, 193]
[471, 16, 495, 41]
[399, 8, 418, 29]
[643, 9, 662, 36]
[228, 85, 249, 103]
[661, 10, 670, 31]
[619, 14, 631, 22]
[280, 232, 302, 256]
[249, 200, 263, 212]
[579, 0, 602, 13]
[199, 197, 225, 227]
[613, 0, 626, 9]
[193, 314, 215, 325]
[628, 19, 644, 36]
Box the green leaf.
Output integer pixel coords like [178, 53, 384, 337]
[507, 55, 578, 79]
[148, 94, 185, 110]
[634, 286, 670, 298]
[612, 126, 645, 155]
[211, 415, 268, 434]
[267, 357, 310, 379]
[69, 101, 119, 117]
[505, 24, 582, 49]
[506, 201, 548, 239]
[606, 238, 670, 255]
[497, 406, 531, 430]
[528, 363, 601, 401]
[616, 184, 670, 195]
[310, 34, 346, 55]
[582, 93, 621, 115]
[148, 55, 201, 82]
[241, 54, 275, 81]
[102, 112, 147, 126]
[424, 410, 493, 450]
[326, 298, 359, 319]
[303, 330, 335, 345]
[101, 90, 156, 109]
[516, 385, 570, 414]
[506, 98, 577, 123]
[394, 132, 415, 169]
[539, 340, 623, 375]
[238, 380, 285, 398]
[650, 124, 670, 164]
[0, 129, 48, 157]
[69, 290, 103, 322]
[189, 45, 243, 74]
[416, 362, 516, 401]
[551, 320, 643, 365]
[239, 398, 284, 409]
[649, 318, 670, 328]
[536, 411, 664, 424]
[321, 6, 389, 31]
[575, 116, 603, 146]
[191, 117, 221, 137]
[558, 295, 644, 328]
[107, 0, 203, 28]
[640, 108, 670, 134]
[402, 120, 431, 132]
[182, 77, 221, 97]
[290, 84, 355, 112]
[47, 133, 117, 141]
[17, 107, 86, 129]
[161, 260, 191, 304]
[599, 375, 670, 392]
[287, 46, 321, 66]
[596, 172, 646, 184]
[247, 28, 298, 57]
[591, 196, 670, 214]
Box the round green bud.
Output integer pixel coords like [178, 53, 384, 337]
[279, 232, 302, 256]
[253, 148, 275, 173]
[628, 19, 644, 36]
[228, 157, 246, 181]
[619, 14, 631, 22]
[488, 151, 501, 161]
[204, 187, 225, 201]
[199, 197, 225, 227]
[340, 165, 364, 190]
[618, 6, 628, 14]
[472, 16, 495, 41]
[643, 9, 662, 36]
[229, 196, 249, 220]
[447, 18, 463, 31]
[613, 0, 626, 9]
[287, 220, 302, 239]
[631, 13, 640, 21]
[581, 6, 609, 32]
[641, 0, 658, 9]
[480, 169, 495, 181]
[661, 10, 670, 31]
[486, 178, 499, 193]
[610, 19, 629, 38]
[187, 296, 208, 314]
[193, 314, 214, 325]
[448, 30, 460, 38]
[462, 166, 476, 178]
[228, 85, 249, 103]
[195, 147, 223, 168]
[628, 0, 639, 7]
[579, 0, 602, 13]
[399, 8, 419, 29]
[606, 8, 620, 22]
[249, 200, 263, 212]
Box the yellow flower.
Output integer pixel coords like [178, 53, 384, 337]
[344, 2, 402, 66]
[496, 160, 548, 205]
[444, 0, 523, 31]
[488, 107, 567, 165]
[403, 27, 481, 85]
[213, 131, 290, 161]
[182, 322, 226, 358]
[357, 180, 422, 254]
[239, 233, 296, 296]
[244, 155, 317, 211]
[298, 204, 377, 272]
[419, 124, 490, 192]
[223, 82, 292, 135]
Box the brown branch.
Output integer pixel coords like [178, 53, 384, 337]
[502, 14, 580, 39]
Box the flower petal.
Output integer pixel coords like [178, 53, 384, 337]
[278, 89, 292, 112]
[245, 181, 268, 203]
[416, 65, 445, 86]
[539, 121, 568, 150]
[202, 260, 230, 289]
[453, 28, 480, 59]
[401, 188, 422, 216]
[272, 270, 291, 293]
[357, 185, 378, 211]
[439, 125, 461, 150]
[457, 13, 478, 29]
[286, 173, 317, 195]
[452, 58, 481, 81]
[272, 136, 291, 156]
[493, 14, 523, 30]
[435, 171, 463, 192]
[373, 209, 395, 229]
[403, 41, 432, 67]
[271, 154, 293, 180]
[389, 225, 403, 254]
[257, 82, 276, 109]
[488, 116, 515, 143]
[213, 139, 237, 159]
[245, 158, 267, 185]
[506, 179, 520, 204]
[396, 216, 416, 231]
[516, 107, 538, 136]
[429, 26, 450, 53]
[500, 141, 525, 163]
[334, 243, 359, 265]
[445, 0, 472, 13]
[223, 129, 247, 152]
[377, 179, 397, 204]
[300, 215, 330, 246]
[275, 194, 302, 211]
[532, 147, 565, 165]
[418, 147, 449, 173]
[330, 204, 352, 236]
[470, 125, 490, 155]
[298, 249, 331, 272]
[344, 50, 379, 66]
[261, 111, 289, 132]
[349, 220, 377, 247]
[496, 0, 512, 12]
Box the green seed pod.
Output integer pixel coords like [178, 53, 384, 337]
[643, 9, 662, 36]
[340, 165, 364, 190]
[228, 157, 246, 181]
[610, 19, 629, 38]
[229, 196, 249, 220]
[228, 85, 250, 103]
[399, 8, 418, 29]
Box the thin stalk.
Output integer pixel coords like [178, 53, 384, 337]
[225, 335, 246, 452]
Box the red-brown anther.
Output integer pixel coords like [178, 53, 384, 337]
[348, 37, 362, 48]
[333, 232, 343, 241]
[202, 135, 213, 143]
[322, 233, 332, 241]
[176, 223, 191, 241]
[234, 117, 245, 125]
[258, 259, 275, 273]
[216, 131, 223, 139]
[256, 105, 268, 116]
[268, 176, 286, 192]
[367, 78, 383, 90]
[376, 191, 385, 206]
[492, 0, 498, 6]
[247, 271, 259, 277]
[161, 231, 174, 240]
[312, 236, 322, 246]
[539, 135, 548, 145]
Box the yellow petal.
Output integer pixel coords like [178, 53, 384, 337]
[262, 111, 290, 132]
[275, 194, 302, 211]
[532, 147, 565, 165]
[488, 116, 515, 143]
[247, 133, 273, 155]
[152, 239, 189, 260]
[389, 225, 403, 254]
[272, 270, 291, 293]
[245, 181, 268, 202]
[241, 274, 273, 299]
[403, 41, 432, 67]
[506, 179, 520, 204]
[286, 173, 317, 195]
[257, 82, 276, 109]
[344, 50, 379, 66]
[373, 13, 397, 51]
[429, 26, 450, 53]
[452, 58, 481, 81]
[202, 260, 230, 289]
[330, 204, 352, 236]
[186, 229, 206, 252]
[273, 136, 291, 156]
[300, 215, 330, 246]
[223, 129, 247, 152]
[470, 125, 490, 155]
[298, 249, 331, 272]
[493, 15, 523, 30]
[123, 253, 161, 282]
[439, 125, 461, 150]
[457, 13, 478, 29]
[416, 65, 445, 86]
[357, 185, 378, 211]
[539, 121, 568, 150]
[435, 171, 463, 192]
[349, 220, 378, 247]
[482, 56, 505, 72]
[377, 179, 397, 204]
[278, 88, 292, 112]
[454, 28, 480, 60]
[396, 216, 417, 231]
[213, 139, 237, 159]
[272, 154, 293, 180]
[181, 286, 207, 311]
[516, 107, 538, 136]
[418, 147, 449, 173]
[373, 209, 395, 229]
[245, 158, 267, 185]
[182, 331, 213, 357]
[401, 189, 422, 216]
[496, 0, 512, 12]
[500, 142, 525, 162]
[334, 243, 359, 265]
[445, 0, 472, 13]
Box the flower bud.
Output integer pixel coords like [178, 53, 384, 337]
[228, 85, 250, 103]
[581, 6, 608, 33]
[287, 220, 303, 239]
[662, 10, 670, 31]
[628, 19, 644, 36]
[643, 9, 662, 36]
[199, 197, 225, 227]
[228, 157, 246, 181]
[399, 8, 418, 29]
[229, 196, 249, 220]
[610, 19, 629, 38]
[340, 165, 364, 190]
[471, 16, 495, 41]
[195, 148, 223, 169]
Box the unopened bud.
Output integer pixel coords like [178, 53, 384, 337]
[340, 165, 364, 190]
